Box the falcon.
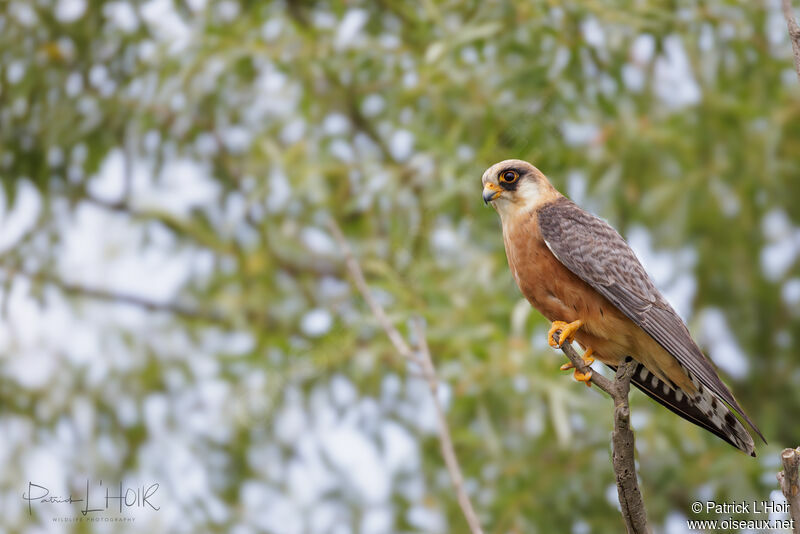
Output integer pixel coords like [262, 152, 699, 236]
[481, 159, 764, 455]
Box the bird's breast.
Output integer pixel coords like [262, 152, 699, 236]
[501, 208, 625, 337]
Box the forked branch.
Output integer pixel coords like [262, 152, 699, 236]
[553, 333, 650, 534]
[328, 219, 485, 534]
[329, 215, 653, 534]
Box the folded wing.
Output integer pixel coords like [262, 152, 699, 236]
[537, 197, 764, 449]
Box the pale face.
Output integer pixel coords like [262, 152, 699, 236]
[481, 159, 554, 220]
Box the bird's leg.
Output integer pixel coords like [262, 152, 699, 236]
[549, 320, 593, 387]
[560, 348, 594, 387]
[547, 319, 584, 348]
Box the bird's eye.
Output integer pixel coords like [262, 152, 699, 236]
[500, 170, 519, 183]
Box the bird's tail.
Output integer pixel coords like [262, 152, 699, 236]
[614, 362, 756, 456]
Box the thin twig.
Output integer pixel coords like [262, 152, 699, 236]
[1, 266, 222, 321]
[412, 319, 485, 534]
[326, 220, 419, 364]
[123, 122, 135, 202]
[556, 336, 615, 396]
[329, 218, 485, 534]
[782, 0, 800, 83]
[82, 194, 235, 255]
[0, 264, 277, 329]
[554, 334, 649, 534]
[85, 195, 342, 278]
[778, 447, 800, 533]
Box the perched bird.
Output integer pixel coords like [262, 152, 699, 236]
[481, 159, 764, 456]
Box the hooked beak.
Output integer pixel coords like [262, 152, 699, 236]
[482, 183, 502, 205]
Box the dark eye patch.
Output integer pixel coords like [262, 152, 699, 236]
[498, 168, 521, 190]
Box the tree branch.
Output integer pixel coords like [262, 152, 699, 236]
[328, 218, 485, 534]
[782, 0, 800, 82]
[553, 334, 650, 534]
[412, 318, 485, 534]
[0, 263, 278, 329]
[778, 447, 800, 533]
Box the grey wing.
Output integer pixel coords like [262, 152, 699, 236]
[537, 197, 763, 440]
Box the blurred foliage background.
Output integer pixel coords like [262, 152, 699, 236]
[1, 0, 800, 532]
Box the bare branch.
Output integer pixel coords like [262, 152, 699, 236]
[85, 196, 343, 279]
[554, 334, 650, 534]
[326, 220, 418, 363]
[329, 218, 485, 534]
[0, 264, 277, 329]
[81, 194, 234, 255]
[610, 362, 649, 534]
[782, 0, 800, 82]
[1, 266, 221, 320]
[412, 319, 485, 534]
[556, 335, 616, 396]
[123, 122, 135, 202]
[778, 447, 800, 533]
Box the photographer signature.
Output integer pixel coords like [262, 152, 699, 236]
[22, 480, 160, 516]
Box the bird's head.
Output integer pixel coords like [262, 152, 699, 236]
[481, 159, 559, 218]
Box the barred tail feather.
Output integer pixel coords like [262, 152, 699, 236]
[614, 362, 756, 456]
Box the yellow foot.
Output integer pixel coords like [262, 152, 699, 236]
[559, 348, 594, 387]
[547, 319, 584, 348]
[574, 368, 592, 387]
